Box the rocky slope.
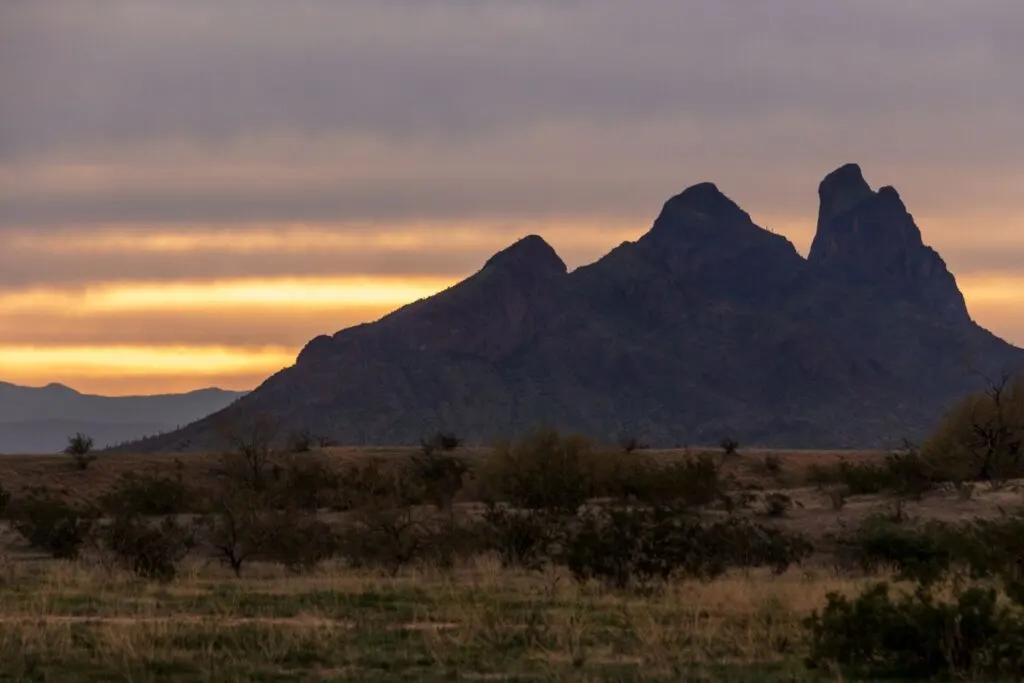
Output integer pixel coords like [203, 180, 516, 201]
[125, 164, 1023, 450]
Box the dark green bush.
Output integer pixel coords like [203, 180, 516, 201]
[271, 455, 341, 512]
[337, 504, 430, 575]
[408, 450, 468, 511]
[479, 504, 562, 571]
[610, 454, 724, 509]
[809, 451, 940, 497]
[481, 428, 597, 513]
[101, 471, 193, 516]
[563, 505, 813, 589]
[806, 582, 1024, 680]
[257, 512, 340, 573]
[833, 517, 953, 585]
[9, 488, 97, 559]
[99, 514, 194, 581]
[65, 432, 96, 470]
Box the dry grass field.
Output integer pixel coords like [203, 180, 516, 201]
[2, 444, 1024, 681]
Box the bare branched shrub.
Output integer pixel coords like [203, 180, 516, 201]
[218, 413, 281, 490]
[101, 469, 193, 516]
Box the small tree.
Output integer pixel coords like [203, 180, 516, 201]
[65, 433, 96, 470]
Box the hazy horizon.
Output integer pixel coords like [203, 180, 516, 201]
[4, 1, 1024, 395]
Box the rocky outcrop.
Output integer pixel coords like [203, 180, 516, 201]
[809, 164, 969, 323]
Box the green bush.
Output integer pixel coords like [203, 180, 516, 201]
[563, 505, 813, 589]
[9, 488, 97, 559]
[609, 454, 724, 509]
[101, 471, 193, 516]
[99, 514, 194, 581]
[479, 504, 562, 571]
[481, 428, 598, 513]
[257, 512, 340, 573]
[808, 451, 939, 497]
[408, 450, 468, 511]
[337, 504, 430, 575]
[833, 517, 953, 585]
[806, 582, 1024, 680]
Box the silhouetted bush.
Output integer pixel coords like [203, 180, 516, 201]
[420, 431, 462, 456]
[408, 450, 468, 511]
[271, 454, 341, 512]
[720, 438, 740, 456]
[65, 433, 96, 470]
[805, 582, 1024, 680]
[9, 488, 97, 559]
[99, 514, 195, 582]
[196, 489, 269, 577]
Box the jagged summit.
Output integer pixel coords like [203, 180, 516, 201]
[810, 164, 969, 323]
[817, 163, 874, 224]
[482, 234, 567, 279]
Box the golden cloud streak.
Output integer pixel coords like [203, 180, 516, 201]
[0, 276, 456, 314]
[0, 344, 294, 379]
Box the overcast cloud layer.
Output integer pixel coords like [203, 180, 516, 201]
[2, 0, 1024, 392]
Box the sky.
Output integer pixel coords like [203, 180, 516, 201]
[2, 1, 1024, 395]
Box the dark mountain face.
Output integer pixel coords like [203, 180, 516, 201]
[126, 165, 1023, 452]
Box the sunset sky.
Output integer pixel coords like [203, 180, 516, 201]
[2, 1, 1024, 395]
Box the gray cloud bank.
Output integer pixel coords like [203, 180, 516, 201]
[2, 0, 1024, 293]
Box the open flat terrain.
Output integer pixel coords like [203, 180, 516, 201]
[3, 445, 1024, 681]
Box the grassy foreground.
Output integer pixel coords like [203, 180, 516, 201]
[0, 556, 867, 683]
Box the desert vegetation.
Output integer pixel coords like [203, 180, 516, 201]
[0, 379, 1023, 680]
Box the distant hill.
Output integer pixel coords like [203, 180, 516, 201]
[122, 163, 1023, 451]
[0, 383, 247, 453]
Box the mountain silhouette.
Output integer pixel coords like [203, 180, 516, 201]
[0, 383, 247, 453]
[124, 164, 1023, 451]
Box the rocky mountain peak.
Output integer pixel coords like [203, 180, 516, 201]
[481, 234, 567, 279]
[809, 164, 969, 323]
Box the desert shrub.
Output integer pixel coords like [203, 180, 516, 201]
[219, 414, 280, 490]
[101, 470, 193, 516]
[0, 482, 10, 518]
[617, 434, 647, 454]
[720, 438, 740, 456]
[420, 431, 462, 456]
[333, 459, 414, 510]
[481, 428, 598, 513]
[9, 488, 97, 559]
[65, 432, 96, 470]
[761, 492, 793, 518]
[408, 450, 468, 511]
[423, 516, 488, 569]
[762, 454, 783, 477]
[258, 512, 340, 573]
[611, 454, 724, 509]
[923, 374, 1024, 484]
[809, 451, 940, 498]
[805, 582, 1024, 680]
[337, 504, 431, 575]
[271, 454, 341, 511]
[479, 504, 562, 571]
[287, 429, 315, 453]
[196, 489, 270, 576]
[833, 517, 953, 585]
[99, 514, 194, 581]
[563, 505, 812, 589]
